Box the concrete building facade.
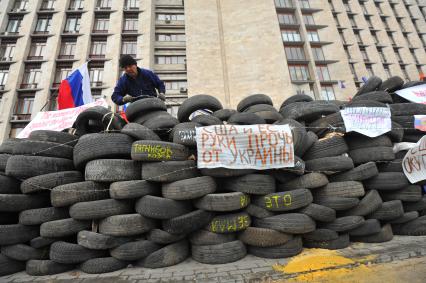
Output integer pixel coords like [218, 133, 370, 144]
[0, 0, 425, 140]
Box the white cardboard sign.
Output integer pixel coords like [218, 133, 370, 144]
[196, 124, 294, 169]
[395, 84, 426, 104]
[341, 107, 392, 137]
[17, 99, 109, 139]
[402, 135, 426, 184]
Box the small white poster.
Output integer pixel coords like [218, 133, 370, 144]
[341, 107, 392, 137]
[196, 124, 294, 169]
[403, 135, 426, 184]
[395, 84, 426, 104]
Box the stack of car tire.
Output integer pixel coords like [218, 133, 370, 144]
[0, 76, 425, 277]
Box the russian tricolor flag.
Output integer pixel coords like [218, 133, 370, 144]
[57, 63, 93, 110]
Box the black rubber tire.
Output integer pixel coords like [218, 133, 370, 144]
[142, 114, 179, 135]
[379, 76, 404, 92]
[248, 237, 303, 258]
[348, 219, 381, 236]
[0, 224, 39, 245]
[136, 195, 192, 220]
[341, 190, 383, 217]
[162, 176, 216, 200]
[392, 116, 418, 135]
[192, 240, 247, 264]
[297, 131, 318, 157]
[125, 97, 167, 121]
[351, 224, 393, 243]
[132, 110, 171, 125]
[329, 162, 379, 182]
[237, 94, 273, 112]
[28, 130, 78, 146]
[21, 171, 83, 194]
[244, 104, 277, 113]
[367, 200, 404, 221]
[302, 229, 339, 242]
[85, 159, 141, 182]
[110, 180, 159, 200]
[74, 106, 126, 135]
[99, 214, 156, 237]
[19, 207, 69, 226]
[314, 181, 365, 198]
[227, 112, 266, 125]
[393, 216, 426, 236]
[121, 123, 161, 141]
[223, 174, 276, 195]
[6, 155, 74, 179]
[1, 244, 47, 261]
[252, 189, 313, 212]
[238, 227, 293, 247]
[51, 181, 109, 207]
[189, 230, 237, 246]
[131, 141, 188, 162]
[314, 196, 359, 211]
[251, 111, 283, 124]
[346, 135, 393, 150]
[110, 240, 161, 261]
[303, 234, 350, 250]
[73, 133, 133, 170]
[321, 216, 365, 232]
[245, 204, 275, 219]
[274, 119, 307, 156]
[298, 203, 336, 223]
[389, 121, 404, 142]
[280, 94, 313, 109]
[40, 218, 91, 238]
[349, 147, 395, 165]
[274, 156, 306, 176]
[138, 239, 189, 268]
[403, 196, 426, 212]
[178, 95, 223, 122]
[303, 136, 348, 161]
[13, 140, 74, 159]
[191, 114, 223, 126]
[364, 172, 409, 191]
[26, 260, 74, 276]
[49, 241, 107, 264]
[77, 230, 130, 250]
[142, 160, 199, 183]
[170, 122, 198, 147]
[162, 210, 214, 235]
[200, 168, 255, 178]
[279, 173, 329, 190]
[390, 211, 419, 224]
[147, 229, 186, 245]
[30, 237, 56, 249]
[305, 156, 354, 173]
[280, 101, 340, 122]
[381, 185, 422, 202]
[79, 257, 127, 274]
[194, 192, 250, 212]
[206, 212, 251, 234]
[354, 76, 382, 96]
[0, 139, 24, 154]
[253, 213, 315, 234]
[308, 113, 345, 138]
[0, 254, 25, 276]
[0, 154, 11, 172]
[70, 199, 133, 220]
[390, 103, 426, 116]
[0, 194, 50, 212]
[213, 109, 238, 121]
[352, 91, 393, 103]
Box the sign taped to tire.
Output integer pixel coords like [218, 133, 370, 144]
[403, 135, 426, 184]
[196, 124, 294, 169]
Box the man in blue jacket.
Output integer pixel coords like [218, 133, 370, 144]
[112, 55, 166, 105]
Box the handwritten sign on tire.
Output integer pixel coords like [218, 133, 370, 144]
[403, 135, 426, 183]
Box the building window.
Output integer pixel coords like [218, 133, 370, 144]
[28, 40, 46, 60]
[275, 0, 293, 8]
[289, 65, 310, 81]
[21, 65, 41, 89]
[339, 31, 346, 44]
[321, 85, 336, 100]
[34, 16, 52, 34]
[89, 65, 104, 87]
[156, 14, 185, 21]
[123, 16, 138, 32]
[155, 56, 186, 64]
[344, 46, 351, 59]
[69, 0, 84, 10]
[53, 65, 72, 87]
[90, 40, 107, 58]
[285, 47, 305, 60]
[164, 80, 187, 91]
[348, 15, 356, 27]
[371, 31, 379, 44]
[156, 33, 186, 42]
[384, 65, 392, 78]
[14, 94, 34, 120]
[121, 40, 137, 57]
[282, 30, 301, 42]
[299, 0, 310, 9]
[401, 65, 409, 81]
[0, 42, 15, 61]
[94, 16, 109, 33]
[40, 0, 55, 10]
[411, 50, 419, 64]
[316, 65, 331, 81]
[360, 47, 369, 61]
[0, 68, 8, 89]
[375, 2, 384, 14]
[377, 48, 386, 63]
[366, 64, 374, 77]
[312, 47, 325, 61]
[6, 18, 22, 33]
[354, 31, 362, 44]
[303, 15, 315, 25]
[125, 0, 139, 9]
[12, 0, 28, 11]
[395, 49, 403, 62]
[96, 0, 112, 9]
[59, 39, 76, 59]
[278, 13, 297, 25]
[343, 1, 351, 13]
[307, 30, 320, 42]
[64, 16, 81, 33]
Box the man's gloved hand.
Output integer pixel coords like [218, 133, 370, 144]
[122, 95, 134, 103]
[158, 93, 166, 101]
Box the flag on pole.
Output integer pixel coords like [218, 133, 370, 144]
[57, 63, 93, 110]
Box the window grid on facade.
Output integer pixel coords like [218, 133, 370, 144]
[285, 47, 305, 60]
[298, 0, 310, 9]
[278, 13, 297, 25]
[366, 64, 374, 77]
[307, 30, 320, 42]
[69, 0, 84, 10]
[12, 0, 28, 11]
[97, 0, 112, 9]
[40, 0, 55, 10]
[275, 0, 293, 8]
[157, 14, 185, 21]
[155, 56, 186, 65]
[321, 85, 336, 100]
[89, 65, 104, 86]
[64, 17, 81, 33]
[316, 65, 331, 81]
[360, 47, 369, 61]
[0, 42, 15, 61]
[121, 40, 137, 57]
[303, 15, 315, 26]
[90, 41, 107, 58]
[123, 17, 138, 32]
[401, 65, 409, 80]
[94, 17, 110, 33]
[289, 65, 310, 81]
[384, 65, 392, 78]
[59, 39, 76, 59]
[34, 16, 52, 34]
[28, 41, 46, 60]
[282, 30, 301, 42]
[21, 65, 41, 89]
[53, 65, 72, 87]
[165, 81, 187, 91]
[156, 33, 186, 42]
[0, 69, 8, 88]
[125, 0, 139, 9]
[312, 47, 325, 61]
[6, 18, 22, 33]
[14, 94, 34, 120]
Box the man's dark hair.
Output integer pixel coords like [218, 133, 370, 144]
[119, 55, 137, 68]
